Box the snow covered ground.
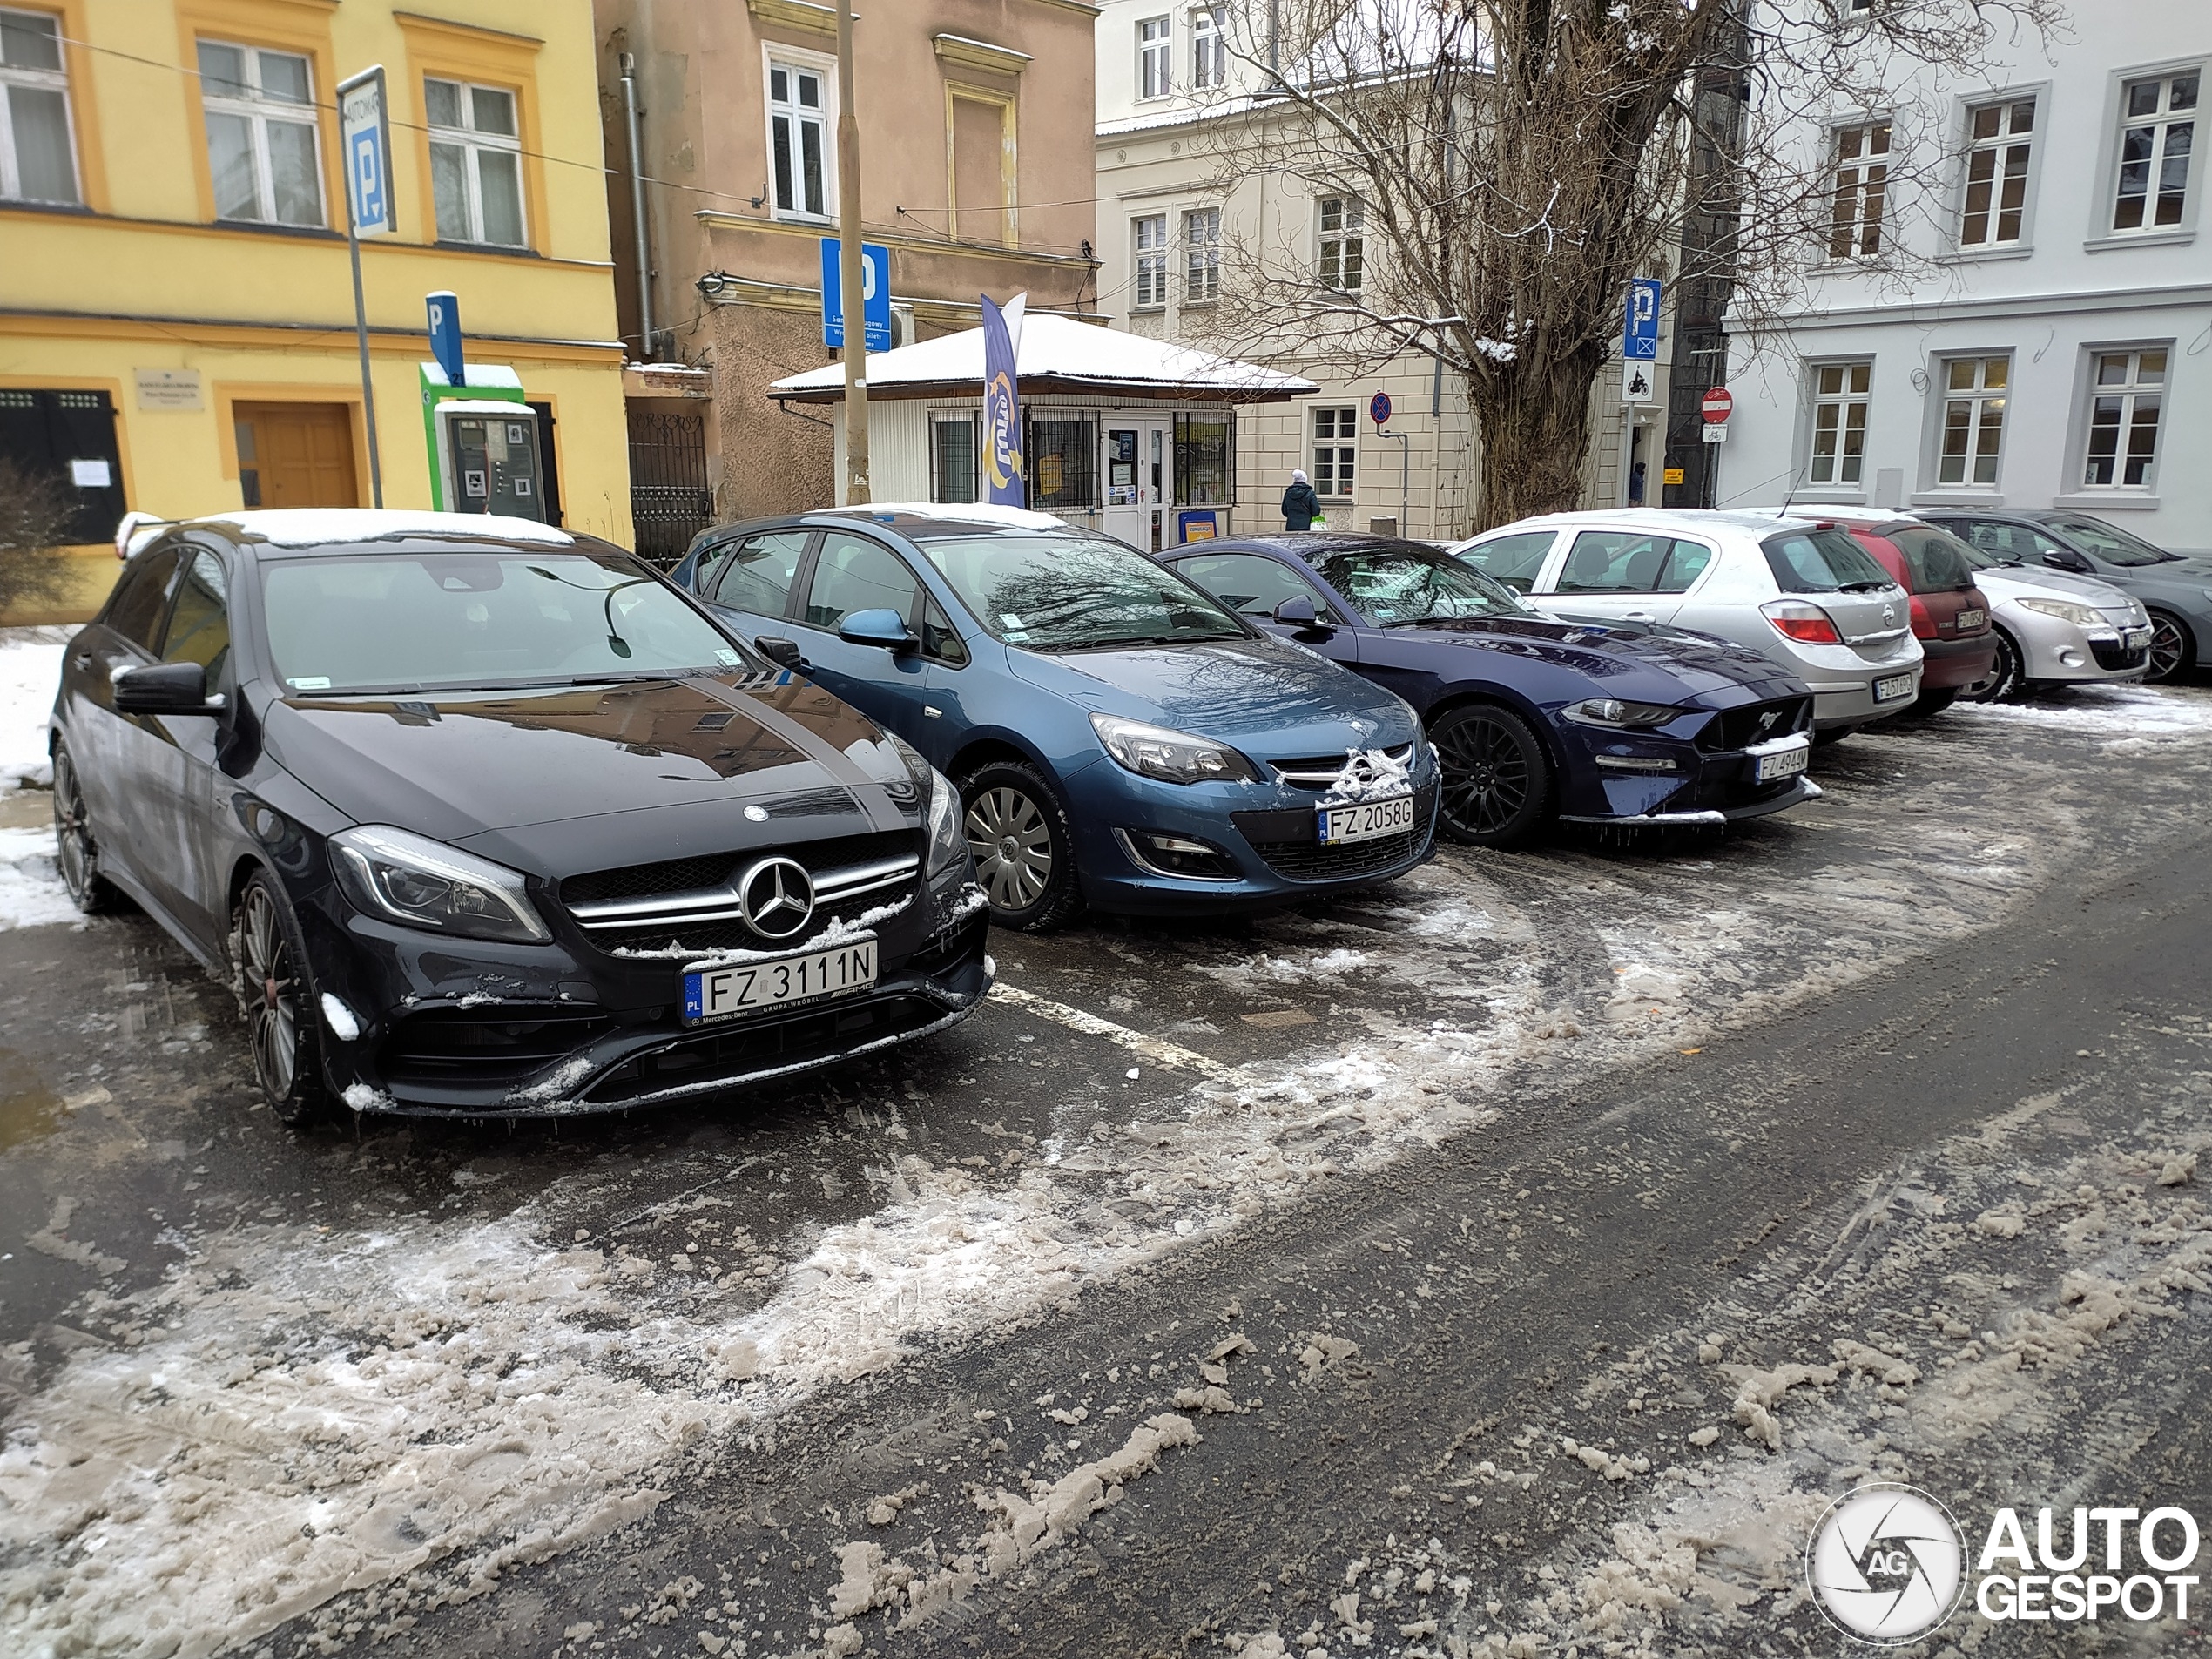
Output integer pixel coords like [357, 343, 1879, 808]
[2, 629, 2211, 1656]
[0, 626, 65, 793]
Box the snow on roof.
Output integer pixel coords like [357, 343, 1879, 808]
[206, 509, 577, 549]
[771, 312, 1318, 404]
[821, 502, 1071, 531]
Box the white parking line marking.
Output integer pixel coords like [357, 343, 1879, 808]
[989, 981, 1230, 1078]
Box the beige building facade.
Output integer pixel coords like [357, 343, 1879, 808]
[593, 0, 1104, 542]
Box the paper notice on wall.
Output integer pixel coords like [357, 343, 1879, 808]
[70, 458, 111, 488]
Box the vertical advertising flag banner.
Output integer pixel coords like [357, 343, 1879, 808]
[981, 293, 1027, 508]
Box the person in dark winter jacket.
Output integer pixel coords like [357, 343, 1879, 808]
[1281, 469, 1321, 531]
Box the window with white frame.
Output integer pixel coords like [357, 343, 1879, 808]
[1132, 213, 1168, 307]
[199, 40, 323, 226]
[1936, 356, 2007, 486]
[1312, 407, 1357, 498]
[2080, 348, 2167, 489]
[1190, 6, 1225, 91]
[426, 77, 525, 246]
[1138, 16, 1170, 100]
[1806, 361, 1871, 486]
[2110, 71, 2198, 232]
[1827, 120, 1890, 257]
[0, 9, 77, 204]
[1318, 196, 1363, 291]
[1959, 97, 2034, 247]
[1184, 206, 1219, 301]
[766, 60, 828, 219]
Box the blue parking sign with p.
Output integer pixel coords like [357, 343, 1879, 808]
[339, 66, 395, 236]
[1624, 277, 1661, 361]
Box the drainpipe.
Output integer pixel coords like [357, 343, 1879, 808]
[621, 52, 655, 360]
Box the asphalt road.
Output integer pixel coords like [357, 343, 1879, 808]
[3, 685, 2211, 1657]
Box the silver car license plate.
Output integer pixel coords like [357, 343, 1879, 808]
[684, 937, 877, 1026]
[1953, 609, 1986, 631]
[1756, 742, 1811, 783]
[1873, 673, 1915, 703]
[1318, 792, 1415, 846]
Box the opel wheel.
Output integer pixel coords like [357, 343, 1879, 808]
[960, 759, 1083, 931]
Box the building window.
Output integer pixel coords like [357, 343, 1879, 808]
[1959, 98, 2033, 246]
[1827, 121, 1890, 257]
[932, 415, 979, 505]
[1806, 361, 1870, 486]
[1132, 214, 1168, 308]
[2111, 71, 2198, 232]
[1936, 356, 2007, 486]
[0, 9, 77, 204]
[1174, 413, 1231, 504]
[1312, 407, 1357, 498]
[1318, 197, 1364, 291]
[426, 77, 524, 246]
[1138, 15, 1170, 100]
[1024, 415, 1097, 510]
[1184, 206, 1220, 301]
[1190, 6, 1224, 91]
[2080, 348, 2166, 489]
[198, 40, 323, 226]
[767, 60, 828, 219]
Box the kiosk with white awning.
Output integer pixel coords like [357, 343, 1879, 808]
[770, 314, 1316, 549]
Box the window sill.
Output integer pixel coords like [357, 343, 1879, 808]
[1181, 297, 1218, 309]
[1909, 490, 2006, 507]
[433, 238, 541, 259]
[1939, 243, 2033, 264]
[215, 217, 342, 240]
[1130, 304, 1167, 314]
[2050, 491, 2161, 510]
[2083, 227, 2196, 253]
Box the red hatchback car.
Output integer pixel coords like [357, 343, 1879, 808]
[1839, 520, 1997, 715]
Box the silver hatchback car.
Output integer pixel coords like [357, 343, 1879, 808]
[1452, 510, 1923, 733]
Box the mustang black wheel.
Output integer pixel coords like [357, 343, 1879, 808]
[960, 759, 1083, 932]
[235, 870, 328, 1126]
[2145, 611, 2194, 684]
[1964, 628, 2024, 702]
[1430, 704, 1551, 847]
[50, 743, 116, 914]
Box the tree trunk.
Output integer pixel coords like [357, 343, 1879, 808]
[1467, 343, 1608, 532]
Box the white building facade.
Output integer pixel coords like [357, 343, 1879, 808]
[1716, 6, 2211, 555]
[1093, 1, 1643, 540]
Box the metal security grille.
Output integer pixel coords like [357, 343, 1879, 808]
[626, 405, 712, 565]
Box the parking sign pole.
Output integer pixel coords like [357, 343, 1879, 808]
[835, 0, 869, 504]
[339, 67, 390, 508]
[346, 217, 383, 508]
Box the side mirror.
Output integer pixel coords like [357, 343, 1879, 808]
[2042, 550, 2088, 573]
[1271, 594, 1321, 627]
[837, 607, 918, 652]
[754, 636, 806, 671]
[115, 661, 223, 716]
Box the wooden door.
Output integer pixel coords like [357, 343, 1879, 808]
[234, 402, 358, 509]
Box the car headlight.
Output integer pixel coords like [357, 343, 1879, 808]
[329, 825, 550, 943]
[1561, 698, 1683, 729]
[1089, 712, 1260, 785]
[2017, 597, 2104, 628]
[923, 765, 966, 878]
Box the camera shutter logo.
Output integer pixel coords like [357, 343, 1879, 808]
[738, 857, 815, 941]
[1807, 1483, 1966, 1644]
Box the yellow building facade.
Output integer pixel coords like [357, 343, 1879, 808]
[0, 0, 630, 622]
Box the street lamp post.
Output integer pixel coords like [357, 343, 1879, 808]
[835, 0, 869, 504]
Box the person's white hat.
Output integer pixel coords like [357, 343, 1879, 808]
[1291, 469, 1309, 484]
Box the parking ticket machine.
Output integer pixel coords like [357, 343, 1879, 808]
[432, 400, 544, 521]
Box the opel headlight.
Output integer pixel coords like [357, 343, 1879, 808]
[923, 765, 967, 878]
[329, 825, 550, 943]
[1089, 713, 1260, 785]
[2017, 597, 2103, 628]
[1561, 698, 1682, 729]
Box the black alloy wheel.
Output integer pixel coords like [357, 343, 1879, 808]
[1964, 628, 2024, 703]
[1429, 704, 1551, 847]
[235, 869, 328, 1125]
[960, 759, 1083, 932]
[50, 742, 115, 914]
[2145, 611, 2194, 684]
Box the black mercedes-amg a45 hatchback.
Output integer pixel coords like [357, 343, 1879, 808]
[48, 510, 989, 1123]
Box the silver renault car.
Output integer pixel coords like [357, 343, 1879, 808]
[1451, 510, 1923, 735]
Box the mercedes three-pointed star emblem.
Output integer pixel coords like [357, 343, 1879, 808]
[737, 856, 815, 941]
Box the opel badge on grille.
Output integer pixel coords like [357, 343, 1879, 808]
[737, 856, 815, 940]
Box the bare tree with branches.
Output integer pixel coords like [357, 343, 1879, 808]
[0, 458, 77, 615]
[1190, 0, 2065, 530]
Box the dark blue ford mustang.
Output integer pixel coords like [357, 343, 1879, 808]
[1160, 536, 1822, 846]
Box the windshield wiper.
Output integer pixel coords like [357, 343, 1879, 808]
[1059, 632, 1241, 651]
[1836, 580, 1892, 592]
